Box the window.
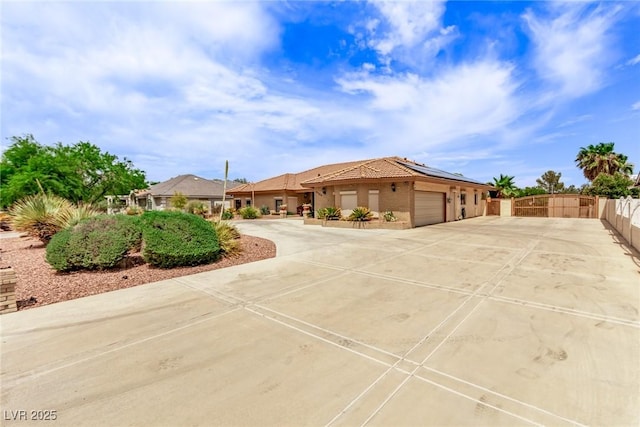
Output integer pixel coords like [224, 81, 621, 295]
[340, 191, 357, 210]
[460, 193, 466, 205]
[474, 193, 478, 205]
[275, 199, 283, 211]
[369, 190, 379, 212]
[146, 196, 153, 210]
[235, 199, 242, 210]
[246, 199, 252, 207]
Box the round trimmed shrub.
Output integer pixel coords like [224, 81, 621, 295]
[140, 211, 219, 268]
[46, 215, 142, 272]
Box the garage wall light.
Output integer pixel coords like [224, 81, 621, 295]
[391, 183, 396, 192]
[322, 187, 326, 195]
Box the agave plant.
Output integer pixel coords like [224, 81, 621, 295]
[9, 194, 74, 243]
[317, 206, 341, 220]
[348, 206, 373, 221]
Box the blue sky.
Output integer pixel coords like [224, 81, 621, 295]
[2, 1, 639, 187]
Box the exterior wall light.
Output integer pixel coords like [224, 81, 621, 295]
[322, 187, 326, 195]
[391, 183, 396, 192]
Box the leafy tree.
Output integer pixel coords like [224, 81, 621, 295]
[1, 135, 147, 208]
[536, 170, 565, 194]
[513, 187, 546, 198]
[575, 142, 633, 181]
[491, 174, 517, 198]
[582, 173, 639, 199]
[559, 184, 581, 194]
[170, 192, 188, 210]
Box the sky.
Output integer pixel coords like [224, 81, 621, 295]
[1, 1, 639, 188]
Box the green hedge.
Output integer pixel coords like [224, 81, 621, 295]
[140, 211, 219, 268]
[46, 215, 142, 272]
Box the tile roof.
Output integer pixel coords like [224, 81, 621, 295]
[228, 156, 490, 194]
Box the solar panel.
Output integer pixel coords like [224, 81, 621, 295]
[398, 161, 486, 185]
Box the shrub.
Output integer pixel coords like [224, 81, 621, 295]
[383, 211, 397, 222]
[238, 206, 259, 219]
[260, 205, 270, 215]
[317, 206, 341, 220]
[221, 209, 234, 220]
[170, 192, 188, 210]
[125, 205, 144, 216]
[10, 193, 74, 243]
[140, 211, 219, 268]
[186, 200, 208, 216]
[46, 215, 142, 271]
[211, 221, 242, 256]
[348, 206, 373, 221]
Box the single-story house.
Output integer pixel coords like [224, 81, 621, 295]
[132, 174, 232, 214]
[228, 157, 493, 227]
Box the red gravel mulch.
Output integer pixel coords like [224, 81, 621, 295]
[0, 234, 276, 311]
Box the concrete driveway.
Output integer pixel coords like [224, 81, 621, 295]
[1, 217, 638, 426]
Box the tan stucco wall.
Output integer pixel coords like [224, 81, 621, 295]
[414, 181, 487, 222]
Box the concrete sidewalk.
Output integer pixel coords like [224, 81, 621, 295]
[1, 217, 638, 426]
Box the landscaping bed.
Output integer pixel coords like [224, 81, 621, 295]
[0, 233, 275, 311]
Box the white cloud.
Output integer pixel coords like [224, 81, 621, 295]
[632, 101, 640, 111]
[626, 54, 640, 66]
[337, 60, 521, 152]
[523, 3, 622, 98]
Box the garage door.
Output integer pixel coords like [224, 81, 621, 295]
[414, 191, 445, 226]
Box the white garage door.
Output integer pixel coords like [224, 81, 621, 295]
[414, 191, 445, 226]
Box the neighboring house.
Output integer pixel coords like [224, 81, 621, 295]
[228, 157, 493, 227]
[132, 174, 232, 214]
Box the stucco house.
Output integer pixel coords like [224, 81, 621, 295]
[132, 174, 231, 214]
[228, 157, 492, 227]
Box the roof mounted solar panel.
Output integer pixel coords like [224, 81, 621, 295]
[398, 161, 486, 185]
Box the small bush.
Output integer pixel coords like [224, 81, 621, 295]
[238, 206, 259, 219]
[260, 205, 270, 215]
[170, 192, 188, 210]
[186, 201, 208, 217]
[140, 211, 219, 268]
[317, 206, 341, 220]
[46, 215, 142, 272]
[211, 221, 242, 256]
[348, 207, 373, 221]
[221, 209, 234, 220]
[125, 205, 144, 216]
[383, 211, 397, 222]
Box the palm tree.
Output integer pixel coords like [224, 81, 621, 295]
[492, 174, 516, 198]
[575, 142, 633, 181]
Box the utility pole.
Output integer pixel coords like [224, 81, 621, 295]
[220, 160, 228, 221]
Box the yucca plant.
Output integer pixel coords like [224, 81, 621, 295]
[348, 206, 373, 221]
[317, 206, 341, 220]
[9, 194, 74, 243]
[58, 204, 101, 228]
[211, 220, 242, 256]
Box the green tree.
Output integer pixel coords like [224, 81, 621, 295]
[491, 174, 517, 198]
[513, 187, 546, 198]
[536, 170, 565, 194]
[170, 192, 188, 210]
[582, 173, 639, 199]
[575, 142, 633, 181]
[0, 135, 147, 208]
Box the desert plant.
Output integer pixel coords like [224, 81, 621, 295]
[46, 215, 142, 271]
[9, 193, 74, 243]
[140, 211, 219, 268]
[383, 211, 397, 222]
[317, 206, 341, 220]
[221, 209, 234, 220]
[348, 206, 374, 221]
[260, 205, 270, 215]
[0, 212, 12, 231]
[238, 206, 259, 219]
[186, 200, 208, 217]
[211, 221, 242, 256]
[58, 204, 101, 228]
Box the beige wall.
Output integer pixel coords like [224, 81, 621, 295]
[602, 198, 640, 253]
[500, 199, 512, 217]
[232, 192, 309, 213]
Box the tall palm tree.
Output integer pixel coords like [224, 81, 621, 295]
[492, 174, 516, 198]
[575, 142, 633, 181]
